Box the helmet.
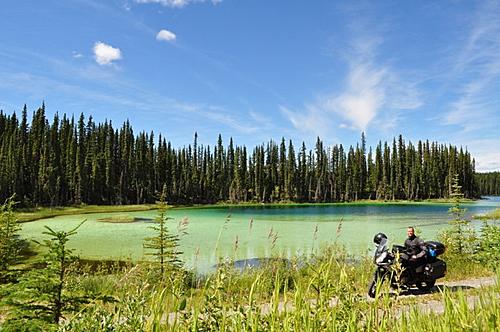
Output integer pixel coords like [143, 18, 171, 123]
[373, 232, 387, 245]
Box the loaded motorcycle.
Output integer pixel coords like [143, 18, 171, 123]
[368, 233, 446, 298]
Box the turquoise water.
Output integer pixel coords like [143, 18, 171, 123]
[20, 197, 500, 272]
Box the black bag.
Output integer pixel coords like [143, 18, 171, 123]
[424, 259, 446, 278]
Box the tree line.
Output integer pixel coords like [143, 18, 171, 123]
[0, 104, 479, 206]
[475, 172, 500, 196]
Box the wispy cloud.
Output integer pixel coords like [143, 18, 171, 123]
[323, 61, 386, 132]
[283, 35, 421, 135]
[0, 46, 259, 137]
[444, 1, 500, 131]
[134, 0, 221, 8]
[156, 29, 176, 42]
[450, 138, 500, 172]
[280, 105, 333, 138]
[93, 42, 122, 65]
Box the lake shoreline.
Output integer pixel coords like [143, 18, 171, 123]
[173, 198, 480, 210]
[14, 197, 493, 223]
[15, 204, 159, 223]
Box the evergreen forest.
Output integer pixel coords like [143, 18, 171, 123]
[475, 172, 500, 196]
[0, 104, 487, 206]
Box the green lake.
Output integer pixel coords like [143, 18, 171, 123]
[20, 197, 500, 272]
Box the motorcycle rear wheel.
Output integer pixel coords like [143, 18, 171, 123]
[416, 279, 436, 291]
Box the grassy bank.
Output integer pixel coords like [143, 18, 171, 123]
[17, 249, 497, 331]
[473, 208, 500, 220]
[174, 198, 479, 210]
[15, 204, 160, 223]
[1, 238, 498, 330]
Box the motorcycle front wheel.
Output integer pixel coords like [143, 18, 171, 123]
[368, 280, 377, 298]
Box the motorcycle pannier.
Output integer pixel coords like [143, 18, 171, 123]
[425, 259, 446, 279]
[425, 241, 445, 256]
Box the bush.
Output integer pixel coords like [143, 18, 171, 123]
[475, 222, 500, 270]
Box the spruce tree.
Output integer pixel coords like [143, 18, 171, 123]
[5, 220, 85, 329]
[143, 186, 183, 278]
[0, 196, 22, 282]
[439, 174, 477, 256]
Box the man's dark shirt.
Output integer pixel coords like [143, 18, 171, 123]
[404, 235, 426, 259]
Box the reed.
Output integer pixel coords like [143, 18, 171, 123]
[56, 246, 499, 331]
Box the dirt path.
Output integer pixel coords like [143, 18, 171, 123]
[393, 276, 498, 316]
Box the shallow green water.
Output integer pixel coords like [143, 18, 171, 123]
[20, 197, 500, 272]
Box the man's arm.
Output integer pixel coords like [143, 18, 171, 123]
[414, 238, 427, 259]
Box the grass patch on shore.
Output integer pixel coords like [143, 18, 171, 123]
[174, 198, 478, 210]
[96, 215, 153, 223]
[15, 204, 160, 223]
[473, 208, 500, 220]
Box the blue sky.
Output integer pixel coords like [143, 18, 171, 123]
[0, 0, 499, 171]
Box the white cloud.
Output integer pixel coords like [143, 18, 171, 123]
[280, 105, 333, 138]
[323, 63, 386, 131]
[451, 138, 500, 172]
[93, 42, 122, 65]
[283, 36, 421, 135]
[156, 29, 176, 42]
[135, 0, 221, 8]
[172, 102, 258, 134]
[72, 51, 83, 59]
[444, 1, 500, 131]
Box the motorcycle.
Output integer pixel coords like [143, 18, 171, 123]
[368, 233, 446, 298]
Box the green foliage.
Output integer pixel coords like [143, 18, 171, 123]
[439, 174, 500, 275]
[8, 243, 495, 331]
[0, 196, 22, 281]
[143, 194, 183, 279]
[475, 222, 500, 270]
[61, 285, 150, 332]
[0, 107, 479, 206]
[439, 174, 477, 256]
[473, 208, 500, 220]
[4, 220, 86, 329]
[475, 171, 500, 195]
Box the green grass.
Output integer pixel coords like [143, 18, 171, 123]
[473, 208, 500, 220]
[15, 204, 160, 223]
[50, 250, 498, 331]
[174, 198, 477, 210]
[96, 215, 153, 223]
[1, 245, 498, 331]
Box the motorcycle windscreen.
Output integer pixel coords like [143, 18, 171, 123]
[374, 238, 388, 259]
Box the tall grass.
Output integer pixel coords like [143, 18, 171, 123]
[58, 248, 498, 331]
[4, 203, 498, 331]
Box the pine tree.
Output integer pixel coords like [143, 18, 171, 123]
[143, 187, 183, 278]
[0, 196, 22, 282]
[0, 105, 481, 205]
[5, 221, 85, 329]
[439, 174, 477, 256]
